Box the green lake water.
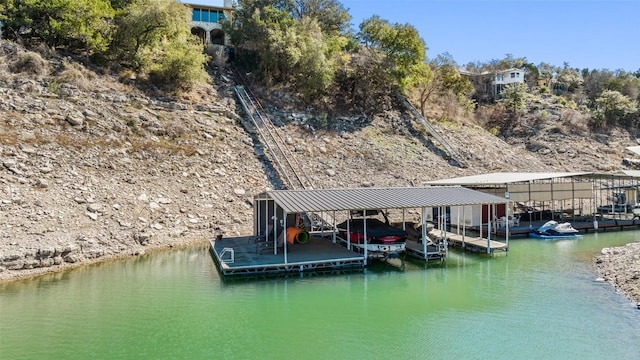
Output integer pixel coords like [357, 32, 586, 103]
[1, 231, 640, 360]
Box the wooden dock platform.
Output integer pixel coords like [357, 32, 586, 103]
[210, 235, 365, 276]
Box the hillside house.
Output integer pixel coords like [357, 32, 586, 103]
[184, 1, 233, 50]
[460, 68, 526, 101]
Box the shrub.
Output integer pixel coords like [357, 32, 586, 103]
[148, 36, 209, 90]
[58, 60, 94, 91]
[8, 51, 49, 76]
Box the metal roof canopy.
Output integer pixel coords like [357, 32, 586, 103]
[426, 172, 594, 186]
[627, 146, 640, 157]
[257, 186, 509, 214]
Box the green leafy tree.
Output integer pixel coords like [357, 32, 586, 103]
[111, 0, 207, 89]
[148, 33, 208, 90]
[593, 89, 638, 126]
[111, 0, 181, 67]
[498, 83, 529, 115]
[226, 0, 349, 102]
[290, 0, 351, 35]
[292, 17, 336, 101]
[1, 0, 114, 54]
[358, 15, 426, 90]
[603, 71, 640, 101]
[408, 61, 434, 116]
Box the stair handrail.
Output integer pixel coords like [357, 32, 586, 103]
[397, 94, 466, 168]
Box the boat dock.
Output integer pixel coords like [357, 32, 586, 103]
[491, 217, 640, 237]
[404, 239, 446, 260]
[436, 230, 508, 255]
[209, 235, 364, 277]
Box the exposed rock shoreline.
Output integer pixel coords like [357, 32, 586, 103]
[1, 41, 638, 308]
[597, 242, 640, 308]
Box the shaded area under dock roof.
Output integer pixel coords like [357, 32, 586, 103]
[258, 186, 509, 213]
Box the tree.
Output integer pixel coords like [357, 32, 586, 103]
[334, 47, 396, 114]
[594, 90, 638, 126]
[538, 62, 560, 93]
[557, 68, 583, 93]
[111, 0, 191, 67]
[148, 33, 208, 90]
[111, 0, 208, 89]
[499, 83, 529, 115]
[358, 16, 426, 90]
[408, 61, 434, 116]
[1, 0, 115, 54]
[292, 16, 336, 101]
[290, 0, 351, 35]
[604, 71, 640, 101]
[583, 69, 614, 102]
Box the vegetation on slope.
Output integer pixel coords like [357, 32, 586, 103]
[1, 0, 640, 134]
[0, 0, 208, 90]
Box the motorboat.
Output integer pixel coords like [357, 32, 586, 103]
[337, 215, 406, 256]
[529, 220, 582, 239]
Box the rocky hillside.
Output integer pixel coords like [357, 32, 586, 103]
[1, 41, 639, 283]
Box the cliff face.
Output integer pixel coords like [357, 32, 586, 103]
[1, 41, 639, 282]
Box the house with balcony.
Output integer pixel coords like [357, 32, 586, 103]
[460, 68, 526, 101]
[183, 1, 233, 50]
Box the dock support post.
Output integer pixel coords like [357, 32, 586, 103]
[422, 207, 427, 259]
[487, 204, 492, 254]
[332, 210, 336, 243]
[273, 201, 278, 255]
[346, 212, 351, 250]
[363, 210, 368, 266]
[283, 211, 288, 263]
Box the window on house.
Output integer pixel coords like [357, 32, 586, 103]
[210, 11, 219, 23]
[510, 72, 516, 78]
[192, 9, 201, 22]
[496, 75, 502, 81]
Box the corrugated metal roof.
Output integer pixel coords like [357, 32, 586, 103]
[426, 172, 593, 186]
[627, 146, 640, 156]
[263, 186, 508, 213]
[614, 170, 640, 178]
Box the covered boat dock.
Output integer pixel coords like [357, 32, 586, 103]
[427, 171, 640, 236]
[210, 186, 510, 277]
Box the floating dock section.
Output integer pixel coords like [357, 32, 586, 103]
[210, 235, 364, 277]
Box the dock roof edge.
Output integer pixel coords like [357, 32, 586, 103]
[256, 186, 509, 213]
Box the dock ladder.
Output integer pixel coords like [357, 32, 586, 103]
[220, 247, 235, 263]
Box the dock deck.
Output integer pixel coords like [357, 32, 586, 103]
[438, 230, 508, 254]
[404, 239, 446, 261]
[210, 235, 365, 276]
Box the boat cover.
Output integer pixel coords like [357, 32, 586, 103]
[336, 219, 407, 238]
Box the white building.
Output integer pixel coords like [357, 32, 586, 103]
[492, 68, 525, 96]
[460, 67, 526, 100]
